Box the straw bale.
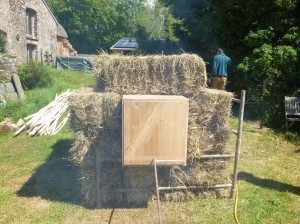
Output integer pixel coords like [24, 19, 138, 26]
[70, 131, 91, 165]
[169, 160, 230, 187]
[162, 188, 228, 202]
[69, 90, 121, 137]
[94, 53, 207, 96]
[123, 167, 170, 206]
[79, 147, 96, 207]
[187, 89, 233, 158]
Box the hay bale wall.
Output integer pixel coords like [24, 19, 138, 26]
[69, 54, 233, 207]
[94, 53, 207, 96]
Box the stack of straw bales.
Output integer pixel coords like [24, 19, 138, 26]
[69, 53, 233, 207]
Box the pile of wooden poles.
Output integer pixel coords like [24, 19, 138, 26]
[14, 90, 73, 137]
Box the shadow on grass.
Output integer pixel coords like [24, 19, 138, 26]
[238, 171, 300, 195]
[17, 139, 85, 207]
[16, 139, 149, 209]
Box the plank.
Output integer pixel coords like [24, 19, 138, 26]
[12, 73, 25, 99]
[122, 95, 189, 166]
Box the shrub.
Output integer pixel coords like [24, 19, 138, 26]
[0, 33, 6, 53]
[17, 62, 53, 90]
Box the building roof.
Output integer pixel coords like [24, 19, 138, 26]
[57, 24, 68, 38]
[110, 38, 138, 51]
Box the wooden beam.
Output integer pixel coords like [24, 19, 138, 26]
[96, 149, 102, 208]
[200, 154, 235, 159]
[97, 183, 233, 193]
[231, 90, 246, 199]
[12, 73, 25, 99]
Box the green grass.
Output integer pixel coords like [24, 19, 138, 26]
[0, 67, 95, 121]
[0, 70, 299, 223]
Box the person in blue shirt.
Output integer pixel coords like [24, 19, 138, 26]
[211, 48, 231, 90]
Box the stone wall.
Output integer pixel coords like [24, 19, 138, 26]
[0, 54, 19, 100]
[57, 37, 77, 56]
[0, 0, 58, 65]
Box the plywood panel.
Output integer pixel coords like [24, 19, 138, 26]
[122, 95, 189, 166]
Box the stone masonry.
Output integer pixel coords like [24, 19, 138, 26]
[0, 0, 58, 65]
[0, 54, 18, 100]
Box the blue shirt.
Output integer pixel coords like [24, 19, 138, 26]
[211, 53, 231, 77]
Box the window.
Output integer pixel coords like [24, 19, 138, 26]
[26, 9, 37, 37]
[27, 44, 37, 62]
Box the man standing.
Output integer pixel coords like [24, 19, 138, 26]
[211, 48, 231, 90]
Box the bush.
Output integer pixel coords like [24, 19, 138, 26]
[0, 33, 6, 53]
[18, 62, 53, 90]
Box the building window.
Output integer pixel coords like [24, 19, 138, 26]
[27, 44, 37, 62]
[26, 8, 37, 37]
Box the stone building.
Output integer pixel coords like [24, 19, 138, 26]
[56, 24, 77, 57]
[0, 0, 75, 65]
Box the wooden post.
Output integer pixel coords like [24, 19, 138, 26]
[12, 73, 25, 99]
[230, 90, 246, 199]
[154, 159, 162, 224]
[96, 149, 102, 208]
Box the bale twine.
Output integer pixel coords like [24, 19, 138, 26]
[69, 87, 233, 207]
[94, 53, 207, 96]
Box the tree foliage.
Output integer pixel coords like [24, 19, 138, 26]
[159, 0, 213, 58]
[46, 0, 179, 54]
[185, 0, 298, 125]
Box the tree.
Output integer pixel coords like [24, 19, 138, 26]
[159, 0, 214, 59]
[209, 0, 300, 125]
[47, 0, 137, 53]
[135, 1, 180, 54]
[47, 0, 178, 54]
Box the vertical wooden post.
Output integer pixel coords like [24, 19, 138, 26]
[154, 159, 162, 224]
[12, 74, 25, 100]
[96, 149, 102, 208]
[230, 90, 246, 199]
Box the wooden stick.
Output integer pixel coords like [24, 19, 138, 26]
[14, 90, 74, 137]
[200, 154, 235, 159]
[154, 159, 162, 224]
[98, 184, 233, 193]
[230, 90, 246, 199]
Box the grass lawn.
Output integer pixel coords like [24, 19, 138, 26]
[0, 68, 299, 223]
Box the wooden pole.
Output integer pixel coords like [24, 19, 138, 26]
[97, 183, 232, 193]
[230, 90, 246, 199]
[96, 149, 102, 208]
[154, 159, 162, 224]
[12, 74, 25, 100]
[159, 184, 232, 191]
[200, 154, 235, 159]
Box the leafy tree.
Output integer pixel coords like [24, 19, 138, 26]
[47, 0, 178, 54]
[159, 0, 213, 58]
[47, 0, 136, 53]
[209, 0, 300, 125]
[135, 1, 180, 54]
